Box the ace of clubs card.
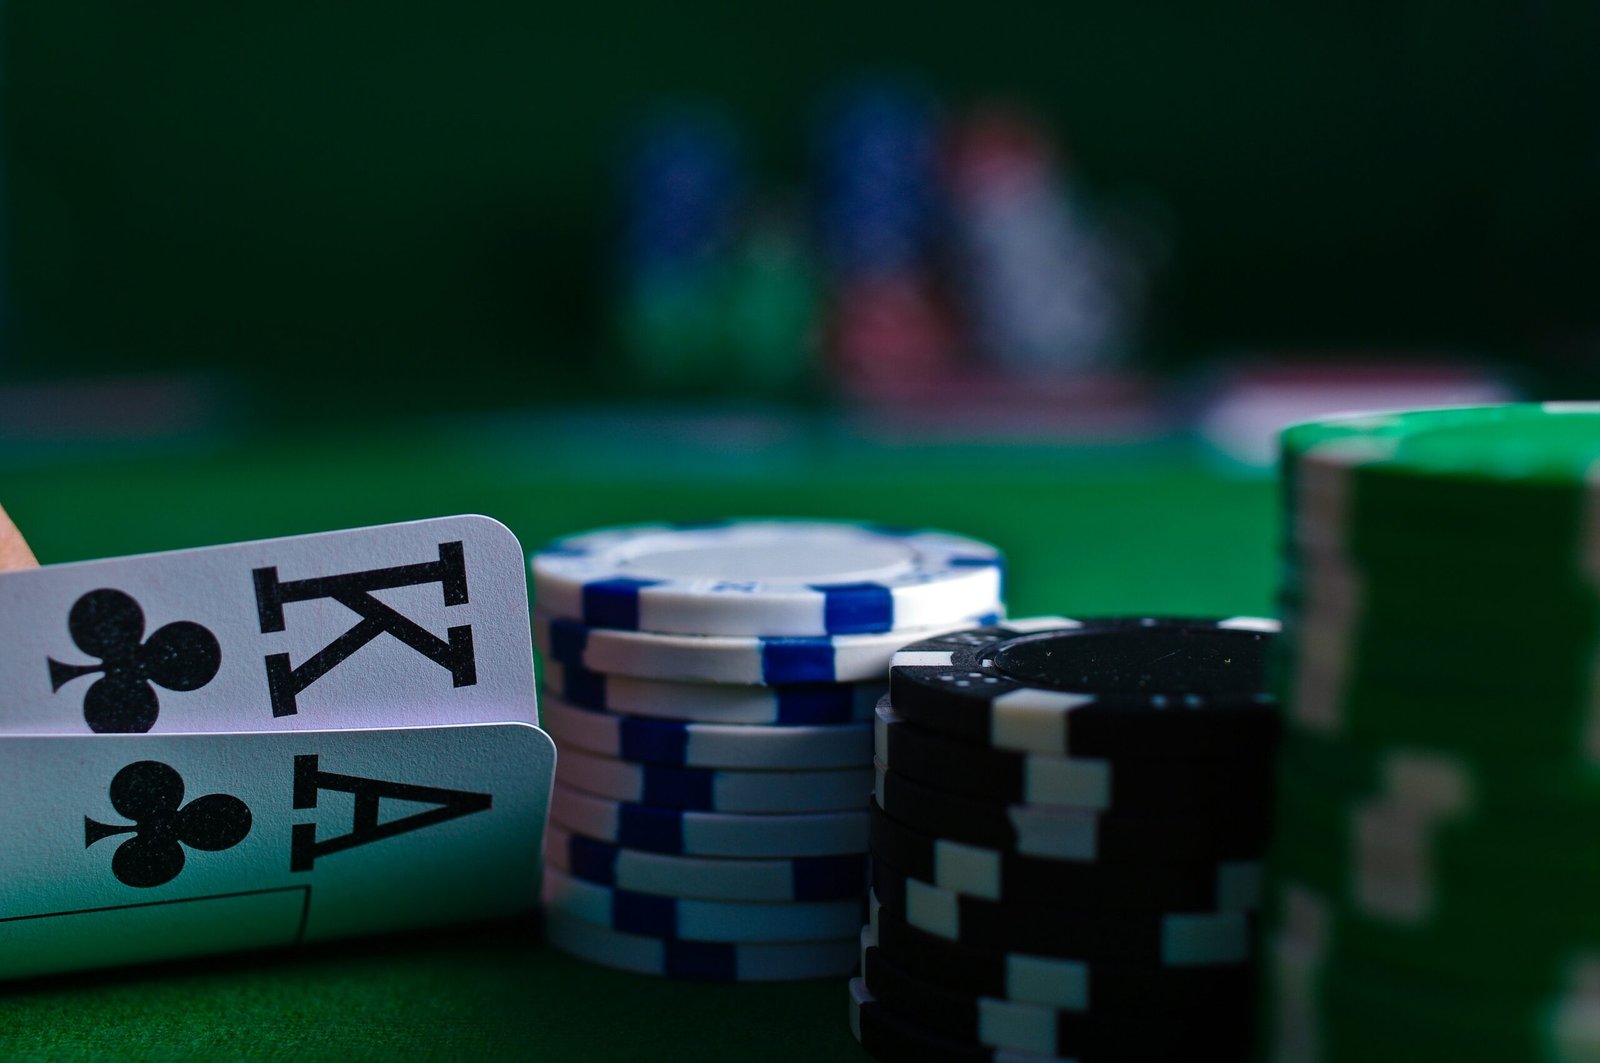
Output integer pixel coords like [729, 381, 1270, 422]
[0, 723, 553, 979]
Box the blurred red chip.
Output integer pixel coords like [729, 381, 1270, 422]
[946, 104, 1058, 200]
[829, 275, 962, 384]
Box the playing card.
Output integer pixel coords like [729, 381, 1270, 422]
[0, 516, 538, 734]
[0, 722, 554, 979]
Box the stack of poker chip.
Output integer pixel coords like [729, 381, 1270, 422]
[617, 106, 744, 389]
[1268, 402, 1600, 1062]
[817, 82, 961, 387]
[529, 520, 1007, 982]
[946, 106, 1130, 376]
[853, 616, 1282, 1061]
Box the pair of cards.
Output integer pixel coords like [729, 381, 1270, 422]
[0, 516, 553, 979]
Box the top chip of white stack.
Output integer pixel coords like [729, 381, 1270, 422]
[531, 520, 1005, 638]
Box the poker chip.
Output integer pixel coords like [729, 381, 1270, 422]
[533, 520, 1010, 982]
[550, 780, 868, 858]
[817, 81, 940, 279]
[869, 900, 1257, 1013]
[849, 978, 1074, 1063]
[541, 865, 863, 943]
[1264, 926, 1600, 1063]
[545, 911, 857, 982]
[555, 747, 872, 813]
[1277, 773, 1600, 881]
[543, 659, 884, 725]
[620, 106, 740, 277]
[946, 105, 1131, 376]
[542, 694, 872, 770]
[851, 615, 1278, 1059]
[874, 699, 1273, 813]
[1277, 656, 1592, 756]
[545, 824, 866, 903]
[868, 802, 1261, 911]
[617, 108, 743, 388]
[816, 82, 963, 390]
[1265, 828, 1600, 987]
[1284, 565, 1600, 683]
[1280, 727, 1600, 817]
[1281, 620, 1600, 757]
[1283, 402, 1600, 509]
[1266, 404, 1600, 1056]
[859, 928, 1253, 1058]
[871, 858, 1253, 964]
[536, 613, 1000, 685]
[875, 762, 1271, 863]
[531, 520, 1004, 637]
[887, 617, 1280, 756]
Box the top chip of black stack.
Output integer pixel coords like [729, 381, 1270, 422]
[887, 617, 1281, 757]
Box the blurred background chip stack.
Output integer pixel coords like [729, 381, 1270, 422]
[616, 107, 746, 392]
[816, 81, 960, 393]
[852, 616, 1281, 1061]
[945, 105, 1133, 378]
[529, 519, 1006, 982]
[1268, 402, 1600, 1062]
[604, 80, 1156, 414]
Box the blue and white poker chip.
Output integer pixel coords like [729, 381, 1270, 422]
[542, 659, 884, 725]
[550, 780, 869, 857]
[544, 910, 857, 981]
[542, 694, 873, 770]
[542, 865, 863, 943]
[535, 612, 1001, 685]
[531, 520, 1005, 637]
[545, 823, 867, 902]
[555, 746, 872, 813]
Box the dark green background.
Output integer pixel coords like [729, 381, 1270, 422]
[5, 2, 1599, 413]
[0, 425, 1273, 1060]
[0, 4, 1588, 1052]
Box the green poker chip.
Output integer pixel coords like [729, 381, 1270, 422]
[1268, 403, 1600, 1055]
[1275, 667, 1594, 758]
[1278, 730, 1600, 815]
[1268, 824, 1600, 941]
[1267, 781, 1600, 987]
[1282, 403, 1600, 493]
[1264, 927, 1591, 1063]
[1275, 777, 1600, 879]
[1284, 615, 1600, 697]
[1282, 510, 1589, 574]
[1277, 555, 1599, 619]
[1281, 404, 1600, 574]
[1265, 865, 1586, 992]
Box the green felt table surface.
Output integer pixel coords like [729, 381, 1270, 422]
[0, 413, 1276, 1061]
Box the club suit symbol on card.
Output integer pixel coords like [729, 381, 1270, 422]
[84, 761, 253, 888]
[47, 590, 223, 733]
[254, 540, 477, 718]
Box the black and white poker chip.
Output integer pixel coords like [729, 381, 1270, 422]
[888, 617, 1281, 756]
[874, 699, 1274, 814]
[874, 764, 1272, 864]
[868, 801, 1262, 911]
[869, 860, 1255, 964]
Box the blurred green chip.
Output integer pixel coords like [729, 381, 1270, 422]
[1266, 403, 1600, 1061]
